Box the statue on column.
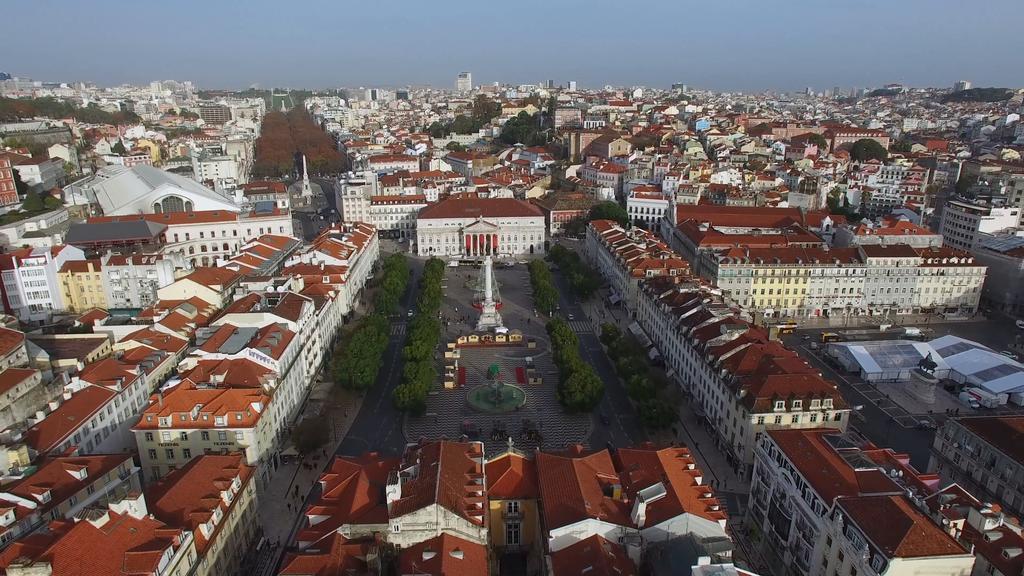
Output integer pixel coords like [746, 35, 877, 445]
[476, 255, 504, 331]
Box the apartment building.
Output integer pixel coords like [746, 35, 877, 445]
[88, 208, 294, 268]
[0, 454, 140, 549]
[931, 416, 1024, 520]
[0, 494, 197, 576]
[584, 219, 691, 309]
[579, 160, 628, 197]
[102, 253, 177, 310]
[146, 454, 259, 576]
[0, 155, 17, 207]
[626, 185, 671, 226]
[133, 359, 275, 482]
[0, 245, 87, 323]
[940, 200, 1021, 252]
[749, 428, 974, 576]
[707, 244, 986, 319]
[283, 222, 379, 319]
[365, 153, 419, 174]
[635, 280, 850, 473]
[57, 259, 107, 313]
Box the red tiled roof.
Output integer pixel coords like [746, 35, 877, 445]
[0, 327, 25, 358]
[485, 452, 539, 500]
[146, 453, 253, 555]
[549, 534, 636, 576]
[417, 198, 542, 220]
[297, 453, 398, 546]
[838, 495, 968, 559]
[181, 267, 243, 289]
[279, 533, 372, 576]
[397, 533, 489, 576]
[3, 454, 132, 521]
[23, 386, 116, 453]
[0, 367, 37, 397]
[0, 511, 187, 574]
[388, 441, 487, 526]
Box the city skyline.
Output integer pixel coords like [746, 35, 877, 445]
[2, 0, 1022, 91]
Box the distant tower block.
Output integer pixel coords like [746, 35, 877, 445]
[476, 255, 503, 331]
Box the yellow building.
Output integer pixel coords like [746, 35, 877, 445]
[134, 138, 163, 164]
[58, 259, 108, 312]
[486, 450, 544, 574]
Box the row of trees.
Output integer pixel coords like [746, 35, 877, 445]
[0, 97, 140, 124]
[528, 260, 559, 315]
[331, 255, 410, 392]
[599, 324, 675, 429]
[252, 109, 345, 178]
[548, 317, 604, 412]
[393, 258, 446, 415]
[548, 245, 600, 300]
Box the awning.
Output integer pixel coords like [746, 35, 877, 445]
[628, 321, 652, 347]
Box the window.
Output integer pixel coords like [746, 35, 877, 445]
[148, 449, 157, 460]
[183, 448, 192, 459]
[179, 432, 188, 441]
[201, 431, 210, 441]
[165, 448, 174, 460]
[218, 431, 228, 441]
[774, 415, 783, 425]
[392, 524, 400, 533]
[506, 501, 520, 516]
[506, 521, 521, 546]
[774, 400, 785, 411]
[161, 431, 171, 442]
[144, 431, 153, 442]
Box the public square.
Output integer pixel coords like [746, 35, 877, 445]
[404, 260, 592, 454]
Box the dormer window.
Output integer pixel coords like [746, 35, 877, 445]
[774, 400, 785, 411]
[215, 416, 226, 427]
[810, 399, 821, 410]
[792, 400, 802, 410]
[823, 399, 833, 409]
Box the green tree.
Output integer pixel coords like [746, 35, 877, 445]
[21, 191, 44, 212]
[807, 133, 829, 150]
[427, 121, 447, 138]
[43, 195, 62, 210]
[471, 95, 501, 125]
[588, 202, 629, 226]
[291, 419, 329, 454]
[890, 139, 913, 154]
[638, 400, 675, 429]
[849, 139, 888, 162]
[445, 141, 466, 152]
[111, 139, 127, 155]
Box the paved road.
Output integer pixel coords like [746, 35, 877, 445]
[549, 267, 647, 449]
[334, 254, 423, 457]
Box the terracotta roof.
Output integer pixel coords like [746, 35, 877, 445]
[297, 453, 399, 546]
[536, 447, 630, 530]
[485, 452, 539, 501]
[838, 494, 968, 559]
[0, 327, 25, 358]
[58, 259, 101, 274]
[397, 533, 489, 576]
[956, 416, 1024, 465]
[417, 198, 543, 220]
[2, 454, 132, 521]
[181, 267, 243, 289]
[388, 440, 487, 526]
[88, 210, 241, 226]
[0, 510, 187, 575]
[279, 533, 372, 576]
[134, 384, 268, 431]
[146, 453, 253, 555]
[23, 386, 116, 453]
[549, 534, 636, 576]
[0, 367, 37, 397]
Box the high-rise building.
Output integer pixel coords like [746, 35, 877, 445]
[568, 80, 577, 91]
[456, 72, 472, 92]
[953, 80, 972, 92]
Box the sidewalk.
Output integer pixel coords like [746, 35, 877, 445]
[255, 377, 363, 573]
[582, 297, 750, 496]
[797, 311, 981, 330]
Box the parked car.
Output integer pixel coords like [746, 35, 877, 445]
[1000, 350, 1020, 361]
[1016, 319, 1024, 330]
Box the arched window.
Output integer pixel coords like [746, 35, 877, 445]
[159, 196, 186, 214]
[222, 243, 230, 252]
[188, 246, 195, 255]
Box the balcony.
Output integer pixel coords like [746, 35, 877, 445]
[502, 508, 523, 520]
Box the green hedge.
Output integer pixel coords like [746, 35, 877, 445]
[548, 317, 604, 412]
[528, 260, 559, 315]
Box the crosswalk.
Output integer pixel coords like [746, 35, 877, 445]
[390, 323, 406, 336]
[567, 320, 593, 334]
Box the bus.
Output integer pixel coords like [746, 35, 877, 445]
[821, 332, 843, 343]
[773, 320, 799, 335]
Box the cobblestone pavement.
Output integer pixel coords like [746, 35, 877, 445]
[404, 262, 592, 456]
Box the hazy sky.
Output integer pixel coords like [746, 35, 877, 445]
[3, 0, 1021, 91]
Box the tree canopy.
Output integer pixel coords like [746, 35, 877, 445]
[499, 112, 548, 146]
[589, 201, 629, 226]
[528, 260, 558, 315]
[253, 109, 345, 178]
[940, 87, 1013, 103]
[890, 139, 914, 154]
[392, 258, 446, 415]
[0, 97, 140, 124]
[548, 244, 600, 300]
[849, 139, 888, 162]
[548, 317, 604, 412]
[806, 133, 829, 150]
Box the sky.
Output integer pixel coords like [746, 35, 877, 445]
[3, 0, 1021, 92]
